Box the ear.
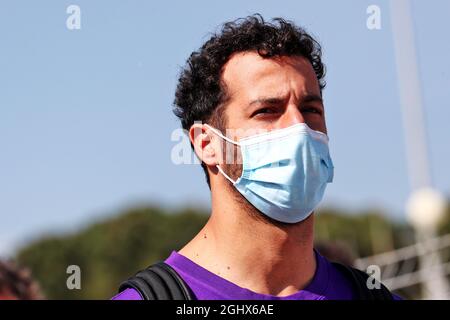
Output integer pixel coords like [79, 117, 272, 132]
[189, 123, 221, 167]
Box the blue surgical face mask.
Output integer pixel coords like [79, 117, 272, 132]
[205, 123, 334, 224]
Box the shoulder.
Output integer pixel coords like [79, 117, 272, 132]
[330, 261, 402, 300]
[321, 257, 358, 299]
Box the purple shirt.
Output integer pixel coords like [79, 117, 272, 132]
[112, 249, 366, 300]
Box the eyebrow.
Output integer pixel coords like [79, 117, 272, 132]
[248, 97, 285, 106]
[248, 93, 323, 107]
[302, 94, 323, 105]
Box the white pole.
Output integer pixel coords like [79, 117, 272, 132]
[389, 0, 448, 299]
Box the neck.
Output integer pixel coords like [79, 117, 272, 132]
[178, 182, 316, 296]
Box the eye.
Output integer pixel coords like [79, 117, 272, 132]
[250, 107, 278, 118]
[302, 106, 323, 115]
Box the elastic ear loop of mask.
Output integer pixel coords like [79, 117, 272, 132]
[204, 124, 239, 185]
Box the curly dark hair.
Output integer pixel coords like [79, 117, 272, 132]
[0, 259, 43, 300]
[173, 14, 326, 187]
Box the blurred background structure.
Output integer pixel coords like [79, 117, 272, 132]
[0, 0, 449, 299]
[354, 0, 449, 300]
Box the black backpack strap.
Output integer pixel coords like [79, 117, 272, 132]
[332, 262, 394, 300]
[118, 261, 195, 300]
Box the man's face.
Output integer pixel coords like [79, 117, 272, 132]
[222, 51, 326, 136]
[217, 52, 327, 180]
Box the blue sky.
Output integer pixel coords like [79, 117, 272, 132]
[0, 0, 449, 257]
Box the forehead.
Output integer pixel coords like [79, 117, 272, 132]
[221, 52, 320, 99]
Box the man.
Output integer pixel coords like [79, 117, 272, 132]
[113, 15, 399, 300]
[0, 260, 43, 300]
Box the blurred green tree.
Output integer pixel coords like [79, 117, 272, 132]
[16, 206, 208, 299]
